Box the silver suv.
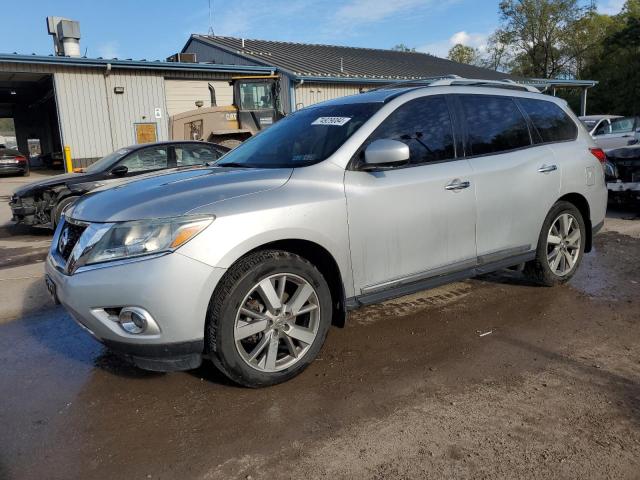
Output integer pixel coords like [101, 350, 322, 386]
[46, 78, 607, 387]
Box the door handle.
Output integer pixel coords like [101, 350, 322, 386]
[445, 180, 471, 191]
[538, 164, 558, 173]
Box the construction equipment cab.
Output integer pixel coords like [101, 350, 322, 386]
[170, 76, 282, 149]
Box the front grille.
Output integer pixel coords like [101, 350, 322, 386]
[57, 221, 87, 261]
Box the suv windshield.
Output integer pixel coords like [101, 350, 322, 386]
[217, 102, 382, 168]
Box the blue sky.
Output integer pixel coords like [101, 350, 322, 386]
[0, 0, 626, 60]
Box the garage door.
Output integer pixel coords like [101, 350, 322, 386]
[164, 80, 233, 117]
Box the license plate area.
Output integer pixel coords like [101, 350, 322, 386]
[45, 274, 60, 305]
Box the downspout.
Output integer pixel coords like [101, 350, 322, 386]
[103, 63, 116, 150]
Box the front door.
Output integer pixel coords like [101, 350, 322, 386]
[345, 96, 477, 296]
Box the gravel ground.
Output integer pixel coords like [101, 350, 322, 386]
[0, 185, 638, 479]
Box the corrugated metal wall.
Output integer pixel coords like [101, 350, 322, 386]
[53, 67, 113, 161]
[103, 70, 169, 149]
[183, 39, 261, 66]
[165, 79, 233, 116]
[294, 82, 371, 108]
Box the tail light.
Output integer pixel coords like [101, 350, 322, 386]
[14, 155, 27, 163]
[589, 147, 606, 164]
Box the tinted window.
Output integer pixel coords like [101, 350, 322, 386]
[366, 96, 455, 164]
[519, 98, 577, 143]
[118, 146, 168, 173]
[217, 102, 382, 168]
[460, 95, 530, 155]
[175, 144, 220, 166]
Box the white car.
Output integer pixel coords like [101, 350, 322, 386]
[580, 115, 640, 150]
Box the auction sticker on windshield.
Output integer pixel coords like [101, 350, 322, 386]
[311, 117, 351, 126]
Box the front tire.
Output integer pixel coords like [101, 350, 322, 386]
[206, 250, 332, 387]
[524, 201, 586, 286]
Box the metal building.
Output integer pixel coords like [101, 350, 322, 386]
[0, 54, 273, 167]
[182, 35, 597, 115]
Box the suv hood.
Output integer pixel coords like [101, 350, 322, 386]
[68, 167, 293, 222]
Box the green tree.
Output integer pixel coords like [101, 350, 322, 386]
[497, 0, 588, 78]
[482, 32, 512, 71]
[447, 43, 480, 65]
[391, 44, 416, 52]
[582, 0, 640, 115]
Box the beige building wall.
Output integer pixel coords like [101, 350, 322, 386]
[295, 82, 372, 108]
[165, 79, 234, 117]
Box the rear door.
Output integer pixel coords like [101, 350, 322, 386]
[344, 96, 477, 295]
[457, 94, 561, 261]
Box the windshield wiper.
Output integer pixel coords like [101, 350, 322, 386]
[212, 162, 254, 168]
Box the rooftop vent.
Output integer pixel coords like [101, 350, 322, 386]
[46, 17, 81, 57]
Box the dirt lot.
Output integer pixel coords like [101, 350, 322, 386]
[0, 180, 638, 479]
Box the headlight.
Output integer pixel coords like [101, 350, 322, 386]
[75, 215, 213, 269]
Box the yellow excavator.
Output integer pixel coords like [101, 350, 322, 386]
[169, 75, 283, 149]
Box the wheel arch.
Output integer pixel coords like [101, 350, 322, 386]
[240, 239, 347, 328]
[557, 192, 593, 252]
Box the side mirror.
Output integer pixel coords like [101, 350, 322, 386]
[363, 139, 410, 169]
[110, 165, 128, 176]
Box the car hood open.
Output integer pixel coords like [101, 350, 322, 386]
[68, 166, 293, 222]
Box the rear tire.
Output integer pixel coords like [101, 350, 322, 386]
[524, 201, 586, 286]
[206, 250, 332, 388]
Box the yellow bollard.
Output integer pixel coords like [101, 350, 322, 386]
[63, 145, 73, 173]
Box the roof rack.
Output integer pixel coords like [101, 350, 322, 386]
[368, 75, 462, 91]
[369, 76, 540, 94]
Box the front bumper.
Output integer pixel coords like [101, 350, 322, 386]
[45, 250, 226, 371]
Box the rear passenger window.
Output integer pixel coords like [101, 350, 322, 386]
[367, 96, 455, 164]
[519, 98, 578, 143]
[460, 95, 531, 155]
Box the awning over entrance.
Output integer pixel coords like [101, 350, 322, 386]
[516, 78, 598, 116]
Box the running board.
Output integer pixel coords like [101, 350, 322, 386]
[346, 251, 535, 309]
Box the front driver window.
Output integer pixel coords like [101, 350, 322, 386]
[118, 146, 168, 173]
[594, 121, 611, 136]
[365, 96, 455, 165]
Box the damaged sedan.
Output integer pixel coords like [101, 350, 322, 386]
[9, 141, 228, 228]
[606, 144, 640, 205]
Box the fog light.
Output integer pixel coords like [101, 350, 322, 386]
[118, 307, 149, 334]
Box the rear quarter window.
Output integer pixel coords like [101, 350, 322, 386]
[518, 98, 578, 143]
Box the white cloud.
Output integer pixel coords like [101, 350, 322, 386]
[97, 41, 120, 59]
[418, 30, 489, 58]
[331, 0, 460, 31]
[597, 0, 625, 15]
[334, 0, 427, 24]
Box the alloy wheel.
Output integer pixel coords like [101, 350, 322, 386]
[233, 273, 320, 372]
[546, 213, 581, 276]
